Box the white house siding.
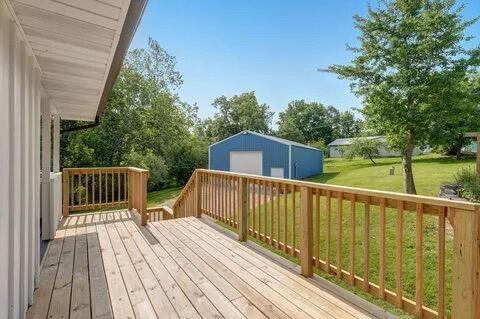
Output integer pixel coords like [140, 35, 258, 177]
[1, 2, 42, 318]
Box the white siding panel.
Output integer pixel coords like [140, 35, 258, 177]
[0, 9, 11, 319]
[1, 3, 44, 317]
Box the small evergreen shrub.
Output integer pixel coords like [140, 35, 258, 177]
[454, 167, 480, 202]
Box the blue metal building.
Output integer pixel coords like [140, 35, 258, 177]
[209, 131, 323, 179]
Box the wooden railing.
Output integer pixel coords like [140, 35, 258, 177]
[62, 167, 149, 225]
[172, 169, 480, 319]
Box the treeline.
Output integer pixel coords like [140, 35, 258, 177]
[61, 39, 363, 191]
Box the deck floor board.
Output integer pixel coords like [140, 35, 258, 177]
[27, 211, 380, 319]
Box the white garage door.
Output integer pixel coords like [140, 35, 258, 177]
[230, 151, 263, 176]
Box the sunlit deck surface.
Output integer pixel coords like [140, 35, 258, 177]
[27, 211, 381, 319]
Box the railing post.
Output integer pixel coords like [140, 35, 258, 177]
[195, 171, 202, 218]
[238, 177, 248, 241]
[127, 170, 133, 210]
[139, 171, 148, 226]
[62, 170, 69, 217]
[300, 186, 313, 277]
[451, 206, 480, 319]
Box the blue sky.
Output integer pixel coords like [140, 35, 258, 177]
[130, 0, 480, 124]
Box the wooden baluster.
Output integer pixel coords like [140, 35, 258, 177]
[92, 172, 95, 206]
[276, 182, 280, 249]
[78, 174, 82, 206]
[195, 172, 201, 218]
[124, 171, 127, 202]
[316, 189, 320, 268]
[326, 190, 331, 273]
[349, 194, 356, 285]
[118, 171, 121, 202]
[363, 197, 370, 291]
[291, 184, 296, 256]
[264, 180, 267, 242]
[269, 181, 273, 245]
[337, 192, 343, 278]
[283, 183, 288, 253]
[105, 172, 108, 203]
[438, 207, 446, 319]
[111, 170, 114, 204]
[86, 173, 89, 207]
[252, 180, 256, 237]
[228, 176, 232, 225]
[379, 198, 386, 299]
[257, 180, 261, 239]
[396, 200, 404, 307]
[415, 203, 424, 317]
[300, 186, 313, 277]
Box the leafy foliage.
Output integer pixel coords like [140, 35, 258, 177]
[454, 167, 480, 202]
[201, 92, 273, 141]
[344, 138, 381, 164]
[61, 38, 207, 190]
[326, 0, 480, 193]
[276, 100, 362, 145]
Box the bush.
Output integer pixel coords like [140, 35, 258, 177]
[309, 140, 329, 157]
[454, 167, 480, 202]
[123, 150, 169, 191]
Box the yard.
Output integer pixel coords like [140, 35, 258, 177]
[309, 154, 475, 196]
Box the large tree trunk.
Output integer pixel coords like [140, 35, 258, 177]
[402, 130, 417, 194]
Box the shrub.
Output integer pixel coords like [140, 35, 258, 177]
[123, 150, 169, 191]
[454, 167, 480, 202]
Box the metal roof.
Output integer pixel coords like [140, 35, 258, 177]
[328, 136, 386, 146]
[210, 130, 320, 151]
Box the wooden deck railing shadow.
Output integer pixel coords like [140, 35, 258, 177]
[172, 169, 480, 319]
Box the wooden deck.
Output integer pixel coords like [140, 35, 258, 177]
[27, 211, 382, 319]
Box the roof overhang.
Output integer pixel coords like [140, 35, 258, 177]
[7, 0, 147, 121]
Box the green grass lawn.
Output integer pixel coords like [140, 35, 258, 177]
[71, 186, 182, 214]
[235, 154, 475, 318]
[309, 154, 475, 196]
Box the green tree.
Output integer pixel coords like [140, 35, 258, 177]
[336, 111, 363, 138]
[326, 0, 479, 194]
[205, 92, 273, 141]
[345, 138, 381, 164]
[61, 39, 206, 190]
[277, 100, 336, 144]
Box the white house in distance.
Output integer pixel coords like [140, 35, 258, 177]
[328, 136, 430, 158]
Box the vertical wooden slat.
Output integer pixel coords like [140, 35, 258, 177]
[92, 172, 95, 205]
[415, 203, 424, 317]
[85, 173, 89, 206]
[300, 186, 313, 277]
[276, 182, 280, 249]
[283, 183, 288, 253]
[316, 189, 320, 268]
[379, 197, 386, 299]
[257, 179, 261, 239]
[124, 170, 127, 202]
[396, 200, 404, 307]
[264, 180, 267, 242]
[363, 197, 370, 291]
[438, 207, 446, 319]
[195, 172, 201, 218]
[326, 190, 331, 272]
[349, 194, 355, 285]
[337, 192, 343, 278]
[117, 171, 120, 202]
[252, 180, 256, 236]
[99, 172, 102, 204]
[269, 181, 273, 244]
[111, 171, 114, 203]
[291, 184, 296, 256]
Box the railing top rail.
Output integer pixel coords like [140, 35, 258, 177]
[62, 166, 149, 173]
[196, 169, 479, 211]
